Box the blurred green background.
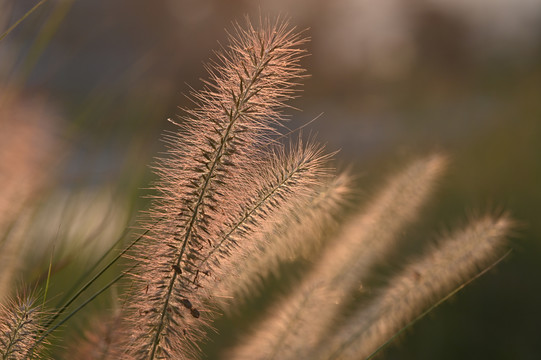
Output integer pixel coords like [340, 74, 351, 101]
[1, 0, 540, 359]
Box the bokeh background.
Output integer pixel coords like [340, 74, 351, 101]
[1, 0, 541, 359]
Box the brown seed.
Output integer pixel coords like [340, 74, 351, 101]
[180, 298, 192, 309]
[190, 308, 200, 318]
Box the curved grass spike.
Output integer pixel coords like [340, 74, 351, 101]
[127, 17, 307, 359]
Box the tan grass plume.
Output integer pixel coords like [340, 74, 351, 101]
[321, 215, 511, 360]
[228, 154, 446, 359]
[121, 17, 331, 360]
[0, 291, 46, 359]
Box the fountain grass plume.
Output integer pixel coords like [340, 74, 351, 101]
[322, 215, 511, 360]
[0, 291, 47, 360]
[122, 17, 318, 360]
[212, 171, 352, 311]
[228, 154, 446, 360]
[205, 140, 342, 312]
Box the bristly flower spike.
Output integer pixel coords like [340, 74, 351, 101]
[321, 215, 511, 360]
[124, 17, 310, 360]
[0, 291, 47, 360]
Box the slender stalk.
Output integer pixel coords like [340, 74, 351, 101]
[0, 0, 48, 42]
[32, 268, 131, 351]
[43, 226, 150, 331]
